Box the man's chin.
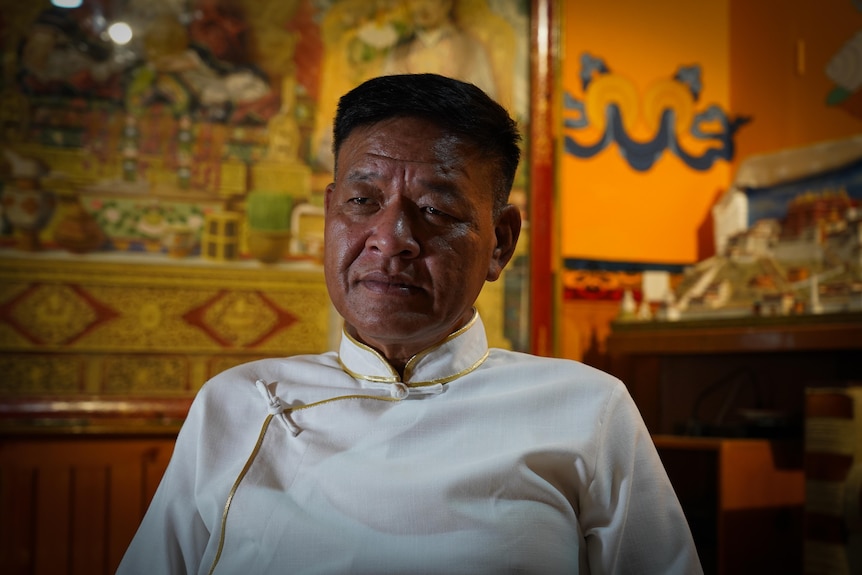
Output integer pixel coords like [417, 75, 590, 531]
[345, 315, 441, 348]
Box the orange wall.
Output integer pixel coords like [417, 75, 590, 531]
[730, 0, 862, 161]
[560, 0, 731, 265]
[558, 0, 862, 267]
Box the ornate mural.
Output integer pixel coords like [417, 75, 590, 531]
[0, 0, 532, 405]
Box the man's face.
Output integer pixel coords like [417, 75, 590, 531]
[324, 116, 518, 363]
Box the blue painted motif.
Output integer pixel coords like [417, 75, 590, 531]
[564, 54, 749, 172]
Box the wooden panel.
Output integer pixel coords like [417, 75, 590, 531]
[107, 460, 145, 571]
[35, 467, 71, 574]
[0, 435, 176, 575]
[1, 467, 36, 575]
[71, 467, 109, 575]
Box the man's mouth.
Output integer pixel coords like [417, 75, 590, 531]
[358, 272, 419, 295]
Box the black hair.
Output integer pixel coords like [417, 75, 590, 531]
[332, 73, 521, 215]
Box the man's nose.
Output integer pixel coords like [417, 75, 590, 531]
[366, 204, 420, 258]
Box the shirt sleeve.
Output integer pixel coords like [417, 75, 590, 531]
[115, 393, 212, 575]
[579, 382, 704, 575]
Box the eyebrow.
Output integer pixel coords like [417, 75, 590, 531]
[344, 169, 380, 183]
[343, 164, 464, 188]
[420, 178, 461, 197]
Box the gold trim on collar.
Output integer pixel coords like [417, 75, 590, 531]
[337, 310, 485, 386]
[402, 310, 478, 382]
[337, 357, 399, 383]
[411, 349, 489, 386]
[339, 331, 400, 382]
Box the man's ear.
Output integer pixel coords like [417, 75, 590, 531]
[486, 204, 522, 282]
[324, 182, 335, 211]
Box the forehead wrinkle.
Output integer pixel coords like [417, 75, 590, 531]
[343, 152, 467, 184]
[364, 150, 454, 168]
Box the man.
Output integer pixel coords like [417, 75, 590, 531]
[118, 74, 702, 574]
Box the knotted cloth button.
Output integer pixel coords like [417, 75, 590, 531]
[390, 382, 410, 399]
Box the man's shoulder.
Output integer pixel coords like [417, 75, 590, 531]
[478, 349, 632, 423]
[487, 348, 619, 379]
[483, 348, 625, 395]
[201, 352, 341, 396]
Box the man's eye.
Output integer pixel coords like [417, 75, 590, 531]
[348, 197, 369, 205]
[422, 206, 446, 217]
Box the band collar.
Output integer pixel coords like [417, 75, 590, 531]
[337, 310, 490, 386]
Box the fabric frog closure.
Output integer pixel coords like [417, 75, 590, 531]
[254, 378, 445, 437]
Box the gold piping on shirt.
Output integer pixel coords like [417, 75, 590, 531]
[338, 310, 483, 385]
[289, 393, 403, 412]
[207, 413, 274, 575]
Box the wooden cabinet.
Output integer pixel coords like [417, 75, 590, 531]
[607, 313, 862, 435]
[608, 314, 862, 574]
[654, 435, 805, 575]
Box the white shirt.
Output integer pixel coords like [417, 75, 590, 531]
[118, 312, 702, 574]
